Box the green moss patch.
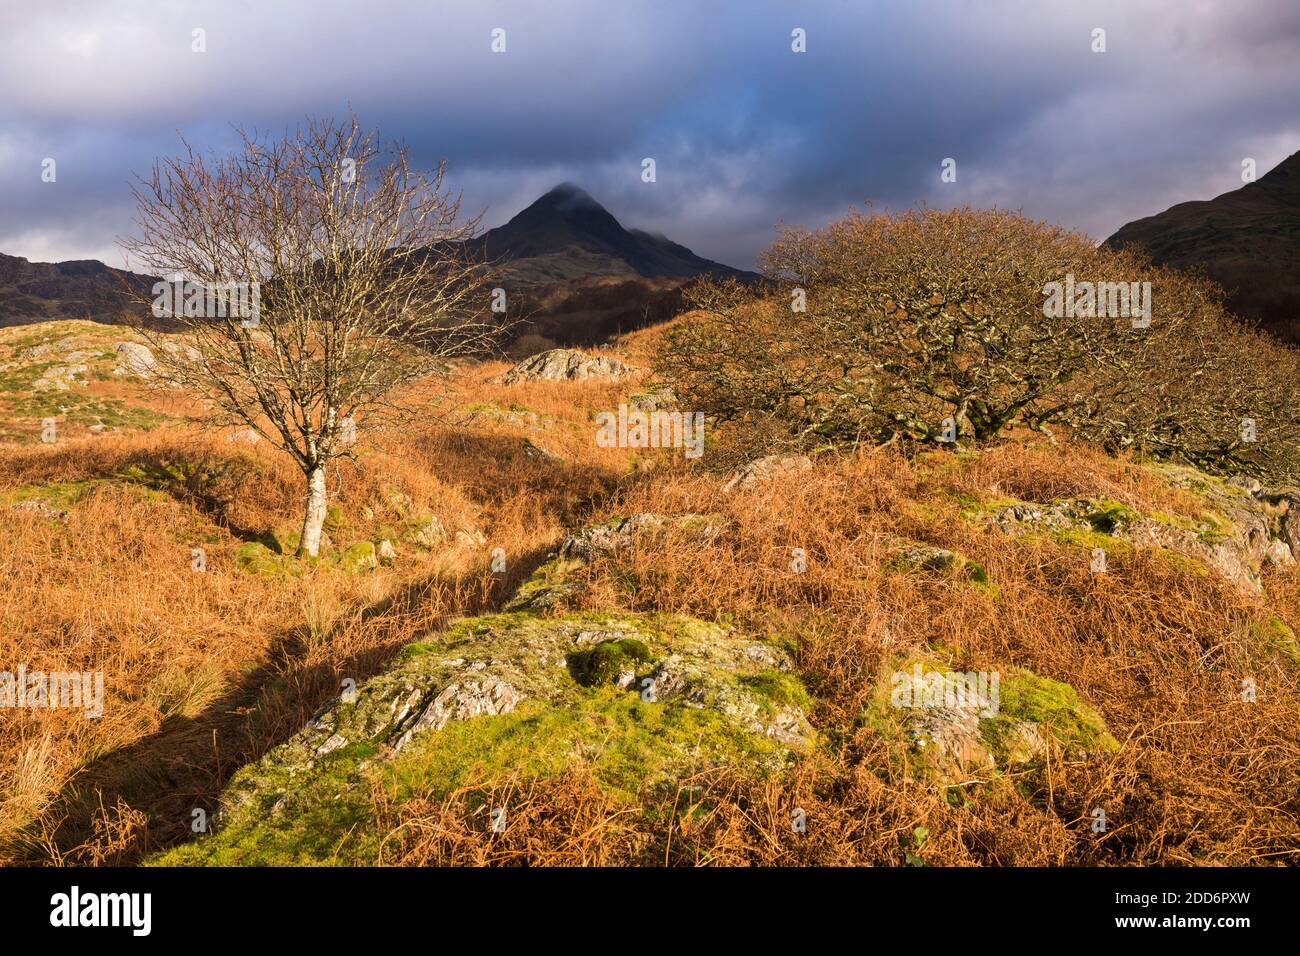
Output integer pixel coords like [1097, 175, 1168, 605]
[1081, 498, 1140, 534]
[740, 669, 814, 715]
[1247, 616, 1300, 664]
[985, 668, 1119, 757]
[569, 638, 653, 686]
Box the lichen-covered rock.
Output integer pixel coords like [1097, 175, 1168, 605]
[340, 541, 377, 571]
[459, 402, 548, 429]
[557, 512, 723, 561]
[522, 438, 563, 462]
[454, 527, 487, 550]
[503, 555, 587, 612]
[885, 538, 996, 595]
[208, 611, 814, 836]
[113, 341, 157, 377]
[1274, 493, 1300, 557]
[982, 487, 1296, 595]
[410, 514, 447, 548]
[9, 499, 67, 520]
[894, 543, 962, 572]
[505, 513, 726, 612]
[405, 514, 484, 553]
[863, 658, 1118, 786]
[1264, 538, 1295, 566]
[989, 498, 1137, 535]
[32, 363, 88, 390]
[161, 341, 203, 364]
[628, 386, 677, 411]
[497, 348, 638, 384]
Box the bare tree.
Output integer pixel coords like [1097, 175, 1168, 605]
[122, 115, 501, 557]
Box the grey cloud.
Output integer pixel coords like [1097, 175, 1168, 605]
[1, 0, 1297, 270]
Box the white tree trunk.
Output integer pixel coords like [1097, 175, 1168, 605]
[298, 465, 328, 558]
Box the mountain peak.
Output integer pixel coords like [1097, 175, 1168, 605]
[481, 185, 755, 284]
[1258, 149, 1300, 190]
[536, 182, 602, 214]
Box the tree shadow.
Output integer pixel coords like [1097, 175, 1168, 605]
[112, 457, 280, 546]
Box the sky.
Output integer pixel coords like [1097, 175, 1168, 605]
[2, 0, 1298, 272]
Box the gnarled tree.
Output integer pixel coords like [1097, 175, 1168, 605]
[664, 208, 1128, 449]
[660, 206, 1300, 482]
[122, 116, 500, 556]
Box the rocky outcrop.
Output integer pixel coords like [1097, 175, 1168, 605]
[505, 513, 725, 612]
[214, 611, 814, 825]
[113, 341, 157, 377]
[556, 512, 723, 562]
[497, 348, 638, 384]
[9, 499, 67, 520]
[981, 474, 1297, 595]
[521, 438, 563, 462]
[864, 658, 1118, 785]
[886, 538, 996, 595]
[31, 363, 88, 390]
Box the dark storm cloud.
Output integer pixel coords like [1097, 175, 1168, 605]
[1, 0, 1297, 270]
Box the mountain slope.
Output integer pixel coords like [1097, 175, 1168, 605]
[0, 185, 752, 331]
[478, 183, 757, 284]
[0, 252, 152, 329]
[1105, 152, 1300, 340]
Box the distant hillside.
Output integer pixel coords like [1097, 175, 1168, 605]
[0, 185, 751, 337]
[0, 252, 151, 329]
[1105, 151, 1300, 341]
[506, 274, 693, 353]
[476, 183, 757, 284]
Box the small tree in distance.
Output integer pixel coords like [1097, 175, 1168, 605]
[122, 116, 501, 557]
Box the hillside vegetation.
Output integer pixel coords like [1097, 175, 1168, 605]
[1, 311, 1297, 866]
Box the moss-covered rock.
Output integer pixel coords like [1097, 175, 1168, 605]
[234, 541, 294, 576]
[885, 539, 998, 599]
[1081, 499, 1141, 534]
[972, 485, 1292, 595]
[556, 512, 725, 562]
[503, 555, 587, 612]
[861, 656, 1118, 786]
[568, 637, 653, 686]
[339, 540, 377, 572]
[152, 610, 814, 865]
[504, 513, 728, 613]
